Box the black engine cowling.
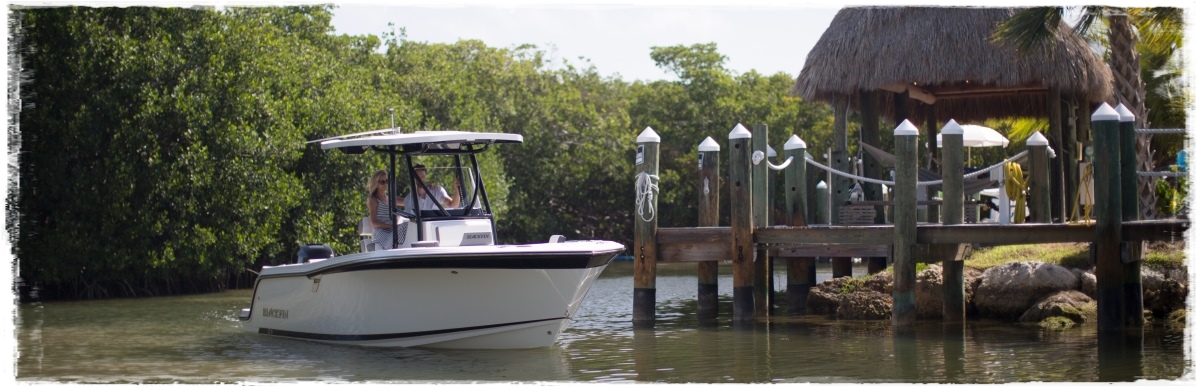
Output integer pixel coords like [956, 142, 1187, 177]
[296, 244, 334, 264]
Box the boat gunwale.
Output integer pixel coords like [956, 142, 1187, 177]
[257, 242, 625, 280]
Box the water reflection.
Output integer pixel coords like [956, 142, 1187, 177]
[14, 262, 1191, 383]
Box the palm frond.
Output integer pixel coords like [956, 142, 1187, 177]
[993, 7, 1064, 54]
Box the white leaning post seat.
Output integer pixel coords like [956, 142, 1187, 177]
[359, 217, 375, 252]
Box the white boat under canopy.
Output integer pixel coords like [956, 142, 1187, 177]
[240, 128, 625, 349]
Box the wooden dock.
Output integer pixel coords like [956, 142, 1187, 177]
[632, 104, 1188, 332]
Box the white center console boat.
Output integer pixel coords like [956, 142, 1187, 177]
[239, 129, 625, 349]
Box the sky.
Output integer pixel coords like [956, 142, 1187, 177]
[326, 1, 842, 82]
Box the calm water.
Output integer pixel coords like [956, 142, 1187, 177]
[14, 262, 1193, 383]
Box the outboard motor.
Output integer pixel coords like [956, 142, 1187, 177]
[296, 244, 334, 264]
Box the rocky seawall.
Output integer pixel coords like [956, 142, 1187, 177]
[805, 261, 1188, 327]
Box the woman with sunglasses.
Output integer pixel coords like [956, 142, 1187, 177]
[366, 169, 407, 250]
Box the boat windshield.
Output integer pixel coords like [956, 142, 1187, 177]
[400, 154, 488, 218]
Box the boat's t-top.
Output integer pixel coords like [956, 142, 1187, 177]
[318, 129, 523, 250]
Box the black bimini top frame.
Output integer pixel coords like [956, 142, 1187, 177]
[317, 130, 524, 247]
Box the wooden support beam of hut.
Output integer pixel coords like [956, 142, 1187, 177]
[831, 95, 853, 279]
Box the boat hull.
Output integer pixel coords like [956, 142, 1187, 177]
[241, 241, 621, 349]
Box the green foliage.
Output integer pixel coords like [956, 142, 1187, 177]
[964, 243, 1091, 270]
[1038, 316, 1078, 330]
[14, 8, 837, 299]
[16, 6, 387, 297]
[1155, 175, 1187, 216]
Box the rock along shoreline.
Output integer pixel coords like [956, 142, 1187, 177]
[805, 261, 1188, 327]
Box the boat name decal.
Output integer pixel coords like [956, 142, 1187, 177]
[461, 232, 492, 245]
[262, 308, 289, 319]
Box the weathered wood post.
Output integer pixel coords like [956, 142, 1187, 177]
[729, 124, 756, 322]
[940, 119, 966, 322]
[1027, 131, 1052, 223]
[633, 127, 660, 324]
[1091, 103, 1123, 334]
[751, 124, 771, 317]
[1048, 86, 1066, 223]
[697, 136, 721, 319]
[1116, 103, 1144, 329]
[784, 135, 813, 315]
[892, 119, 919, 327]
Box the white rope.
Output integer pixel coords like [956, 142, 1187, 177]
[803, 150, 1030, 187]
[1136, 128, 1187, 135]
[635, 172, 660, 222]
[1138, 171, 1188, 178]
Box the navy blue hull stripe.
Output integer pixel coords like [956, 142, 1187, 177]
[308, 253, 618, 277]
[258, 317, 564, 342]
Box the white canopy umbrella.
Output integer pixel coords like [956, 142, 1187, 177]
[937, 124, 1010, 165]
[936, 124, 1010, 148]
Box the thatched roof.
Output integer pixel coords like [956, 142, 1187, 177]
[792, 7, 1113, 122]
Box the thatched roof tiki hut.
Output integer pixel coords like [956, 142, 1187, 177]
[792, 7, 1112, 225]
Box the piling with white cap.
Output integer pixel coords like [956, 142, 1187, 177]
[633, 127, 660, 325]
[1027, 131, 1051, 223]
[696, 136, 720, 319]
[1091, 102, 1123, 334]
[728, 123, 755, 323]
[1114, 103, 1144, 330]
[892, 119, 919, 328]
[783, 134, 814, 315]
[940, 119, 966, 323]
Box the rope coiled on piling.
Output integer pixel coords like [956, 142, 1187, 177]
[1004, 162, 1027, 224]
[635, 172, 660, 222]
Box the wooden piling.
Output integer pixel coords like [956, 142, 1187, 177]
[1091, 103, 1123, 334]
[697, 136, 721, 319]
[893, 120, 919, 327]
[751, 124, 771, 317]
[633, 127, 660, 324]
[940, 120, 966, 322]
[784, 135, 813, 315]
[1027, 131, 1051, 223]
[1116, 104, 1144, 329]
[729, 124, 755, 322]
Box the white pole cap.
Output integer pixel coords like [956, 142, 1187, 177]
[637, 127, 661, 143]
[729, 123, 751, 139]
[697, 136, 720, 152]
[1026, 131, 1049, 146]
[767, 145, 777, 158]
[784, 134, 807, 150]
[1115, 103, 1135, 123]
[1091, 102, 1119, 122]
[817, 180, 827, 189]
[940, 119, 964, 135]
[894, 119, 919, 136]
